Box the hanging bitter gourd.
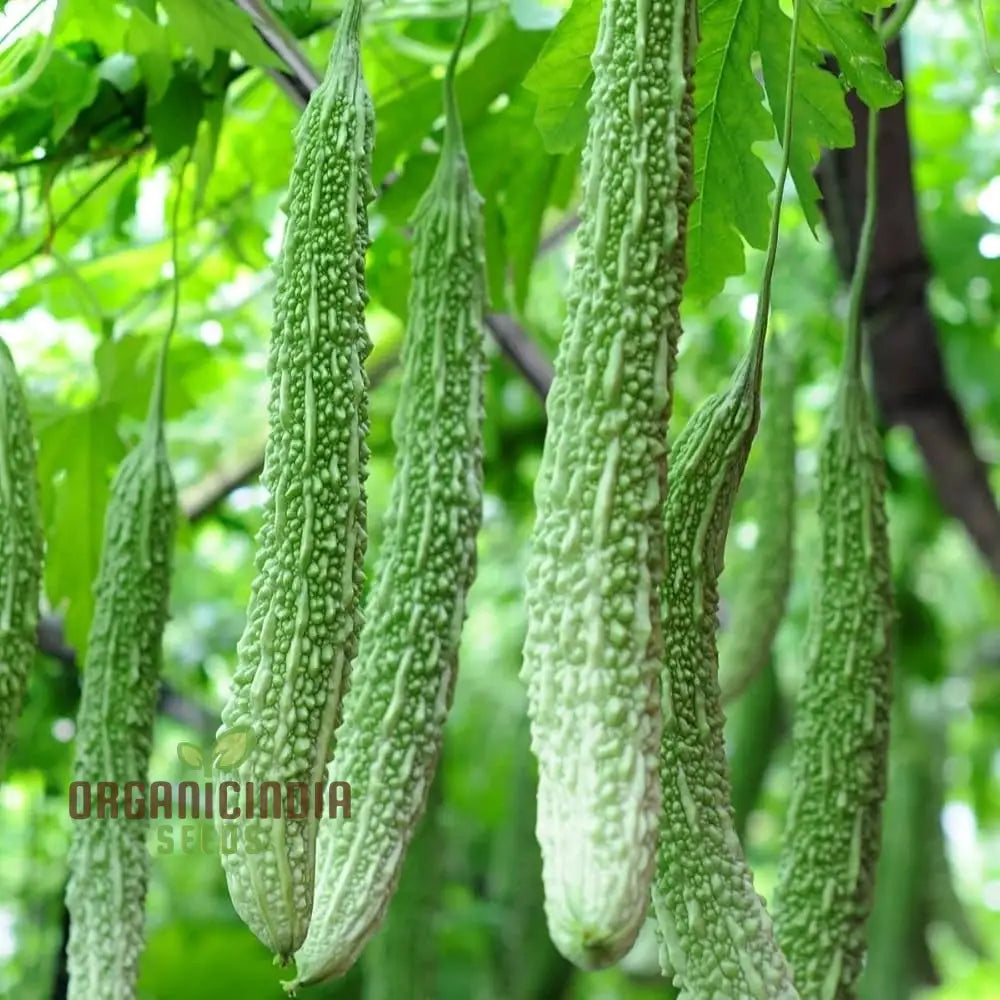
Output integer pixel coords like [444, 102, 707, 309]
[772, 71, 894, 1000]
[719, 335, 797, 705]
[64, 329, 178, 1000]
[0, 336, 43, 778]
[651, 4, 803, 997]
[284, 11, 485, 990]
[519, 0, 696, 969]
[216, 0, 374, 962]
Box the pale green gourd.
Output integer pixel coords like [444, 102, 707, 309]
[0, 336, 43, 778]
[64, 330, 178, 1000]
[651, 3, 803, 996]
[720, 336, 797, 705]
[519, 0, 696, 968]
[217, 0, 374, 961]
[772, 59, 894, 1000]
[284, 11, 485, 989]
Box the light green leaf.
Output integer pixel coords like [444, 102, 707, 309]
[36, 403, 125, 657]
[522, 0, 599, 154]
[686, 0, 775, 301]
[758, 0, 854, 233]
[803, 0, 903, 109]
[159, 0, 286, 70]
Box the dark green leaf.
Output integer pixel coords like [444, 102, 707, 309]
[147, 69, 204, 160]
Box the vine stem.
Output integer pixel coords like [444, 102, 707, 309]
[736, 0, 802, 396]
[879, 0, 918, 42]
[844, 8, 883, 385]
[147, 150, 193, 435]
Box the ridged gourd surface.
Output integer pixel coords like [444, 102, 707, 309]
[519, 0, 693, 968]
[0, 337, 42, 776]
[653, 373, 799, 1000]
[216, 0, 374, 961]
[287, 75, 486, 991]
[773, 375, 893, 1000]
[65, 424, 177, 1000]
[719, 340, 796, 703]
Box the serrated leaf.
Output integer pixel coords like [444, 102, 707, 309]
[758, 0, 854, 233]
[213, 725, 256, 769]
[803, 0, 903, 109]
[159, 0, 285, 70]
[177, 742, 204, 770]
[522, 0, 599, 154]
[686, 0, 775, 301]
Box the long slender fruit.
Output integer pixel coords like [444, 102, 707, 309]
[650, 4, 803, 997]
[719, 336, 797, 705]
[216, 0, 374, 962]
[0, 336, 43, 778]
[64, 280, 180, 999]
[284, 10, 485, 989]
[772, 46, 895, 999]
[518, 0, 696, 969]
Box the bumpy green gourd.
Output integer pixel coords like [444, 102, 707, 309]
[719, 338, 797, 704]
[519, 0, 695, 969]
[216, 0, 374, 962]
[359, 775, 443, 1000]
[284, 20, 485, 991]
[772, 90, 894, 1000]
[65, 346, 178, 1000]
[652, 348, 799, 1000]
[0, 336, 43, 777]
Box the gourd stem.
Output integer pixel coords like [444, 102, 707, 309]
[0, 0, 66, 101]
[739, 0, 801, 397]
[442, 0, 474, 160]
[147, 153, 191, 437]
[879, 0, 918, 42]
[844, 9, 882, 386]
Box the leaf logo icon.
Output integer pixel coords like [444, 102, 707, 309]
[177, 742, 205, 772]
[213, 725, 256, 772]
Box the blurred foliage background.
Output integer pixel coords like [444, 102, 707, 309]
[0, 0, 998, 997]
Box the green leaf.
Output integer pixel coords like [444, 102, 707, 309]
[124, 6, 173, 103]
[147, 68, 204, 159]
[757, 0, 854, 233]
[36, 403, 125, 657]
[21, 48, 100, 143]
[213, 725, 256, 769]
[803, 0, 903, 109]
[159, 0, 286, 70]
[522, 0, 599, 154]
[686, 0, 774, 301]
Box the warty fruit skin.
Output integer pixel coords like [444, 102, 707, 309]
[286, 42, 486, 992]
[520, 0, 695, 970]
[773, 373, 893, 1000]
[0, 336, 43, 778]
[217, 0, 375, 962]
[65, 419, 177, 1000]
[653, 366, 799, 1000]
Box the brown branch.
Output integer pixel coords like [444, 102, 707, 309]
[817, 39, 1000, 578]
[484, 313, 553, 400]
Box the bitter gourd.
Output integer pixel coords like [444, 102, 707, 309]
[772, 77, 894, 1000]
[519, 0, 696, 968]
[0, 336, 43, 778]
[719, 336, 797, 705]
[64, 331, 178, 1000]
[360, 774, 443, 1000]
[216, 0, 374, 961]
[651, 4, 803, 996]
[284, 12, 485, 989]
